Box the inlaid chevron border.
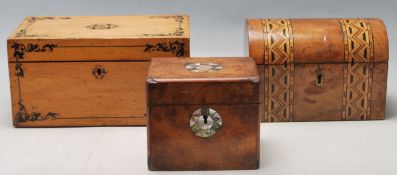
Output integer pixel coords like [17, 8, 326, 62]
[261, 18, 376, 122]
[339, 18, 375, 120]
[262, 19, 294, 122]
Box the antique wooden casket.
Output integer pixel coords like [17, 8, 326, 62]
[7, 15, 190, 127]
[247, 18, 388, 122]
[146, 57, 260, 170]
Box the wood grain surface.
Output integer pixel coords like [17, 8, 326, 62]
[8, 15, 190, 127]
[10, 62, 149, 127]
[247, 18, 388, 122]
[147, 57, 260, 170]
[8, 16, 190, 62]
[148, 104, 259, 170]
[9, 16, 189, 39]
[147, 57, 259, 83]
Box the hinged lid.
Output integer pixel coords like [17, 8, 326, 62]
[8, 15, 190, 62]
[147, 57, 259, 105]
[247, 18, 388, 65]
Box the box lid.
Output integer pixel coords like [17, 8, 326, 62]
[147, 57, 259, 83]
[147, 57, 259, 105]
[8, 15, 190, 62]
[247, 18, 388, 64]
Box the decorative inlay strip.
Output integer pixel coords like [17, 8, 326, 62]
[339, 18, 375, 120]
[144, 40, 186, 57]
[11, 43, 57, 60]
[86, 24, 119, 30]
[262, 19, 294, 122]
[15, 17, 71, 38]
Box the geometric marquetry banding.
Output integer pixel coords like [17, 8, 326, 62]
[339, 18, 375, 120]
[255, 18, 382, 122]
[262, 19, 294, 65]
[339, 19, 374, 63]
[262, 19, 294, 122]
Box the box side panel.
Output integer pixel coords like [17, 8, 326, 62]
[7, 38, 189, 62]
[10, 62, 149, 127]
[370, 63, 388, 120]
[257, 65, 265, 122]
[247, 19, 265, 65]
[368, 18, 389, 62]
[147, 104, 259, 170]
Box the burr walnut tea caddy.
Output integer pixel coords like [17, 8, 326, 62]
[146, 57, 260, 170]
[247, 18, 388, 122]
[8, 15, 190, 127]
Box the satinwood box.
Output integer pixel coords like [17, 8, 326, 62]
[7, 15, 190, 127]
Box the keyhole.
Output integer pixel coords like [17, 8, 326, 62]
[316, 72, 323, 86]
[92, 65, 106, 79]
[317, 74, 322, 84]
[200, 107, 209, 124]
[203, 115, 208, 124]
[190, 107, 222, 138]
[97, 68, 102, 76]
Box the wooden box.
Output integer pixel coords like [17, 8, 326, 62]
[146, 57, 260, 170]
[7, 15, 190, 127]
[247, 18, 388, 122]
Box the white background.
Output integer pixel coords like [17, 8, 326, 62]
[0, 0, 396, 175]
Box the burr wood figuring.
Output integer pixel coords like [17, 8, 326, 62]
[146, 57, 260, 170]
[247, 18, 388, 122]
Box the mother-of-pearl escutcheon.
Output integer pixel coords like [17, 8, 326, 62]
[189, 107, 222, 138]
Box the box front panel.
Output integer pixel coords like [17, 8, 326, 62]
[259, 62, 386, 122]
[9, 61, 149, 127]
[293, 64, 344, 121]
[148, 104, 259, 170]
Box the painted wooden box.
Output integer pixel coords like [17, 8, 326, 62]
[247, 18, 388, 122]
[7, 15, 190, 127]
[146, 57, 260, 170]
